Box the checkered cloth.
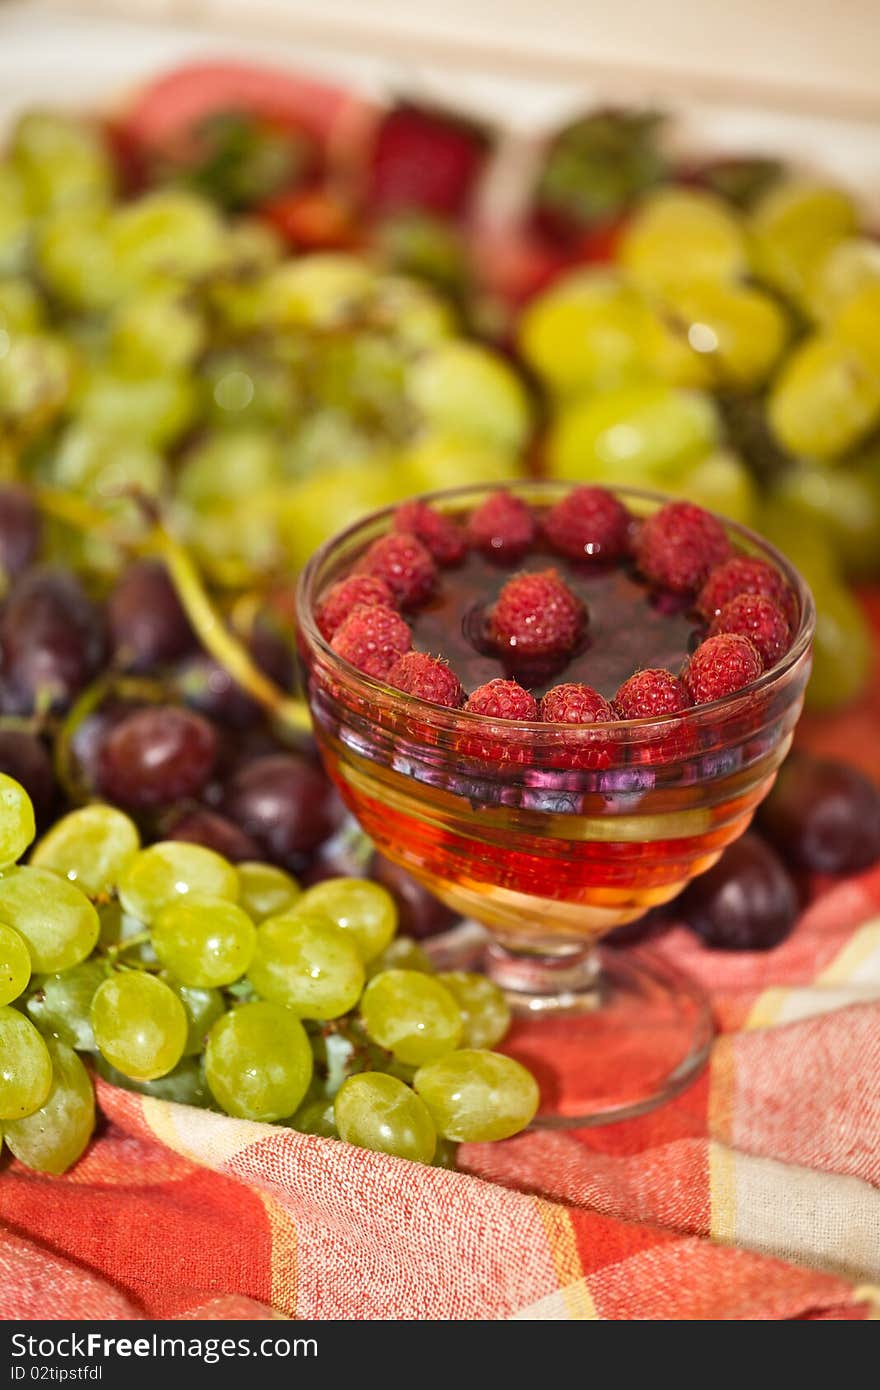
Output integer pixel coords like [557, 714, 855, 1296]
[1, 858, 878, 1320]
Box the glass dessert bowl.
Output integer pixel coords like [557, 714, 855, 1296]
[296, 481, 815, 1126]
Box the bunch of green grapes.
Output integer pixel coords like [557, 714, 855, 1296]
[0, 109, 530, 585]
[0, 775, 537, 1174]
[520, 182, 880, 711]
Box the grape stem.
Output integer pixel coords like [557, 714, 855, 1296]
[35, 487, 310, 734]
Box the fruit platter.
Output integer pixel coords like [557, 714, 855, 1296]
[0, 9, 879, 1322]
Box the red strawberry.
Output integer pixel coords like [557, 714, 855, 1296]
[464, 680, 538, 720]
[394, 499, 466, 567]
[635, 501, 731, 596]
[544, 486, 631, 563]
[315, 574, 395, 640]
[489, 569, 585, 660]
[466, 491, 537, 562]
[330, 604, 411, 679]
[356, 531, 437, 608]
[613, 668, 692, 719]
[366, 103, 488, 217]
[709, 594, 791, 670]
[682, 633, 762, 704]
[696, 554, 796, 627]
[540, 683, 615, 724]
[386, 651, 463, 708]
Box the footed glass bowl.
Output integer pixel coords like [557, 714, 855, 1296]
[296, 482, 814, 1125]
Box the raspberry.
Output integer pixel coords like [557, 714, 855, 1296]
[394, 499, 466, 567]
[356, 531, 437, 608]
[489, 569, 585, 660]
[709, 593, 790, 670]
[614, 669, 692, 719]
[543, 486, 631, 563]
[540, 683, 615, 724]
[635, 501, 731, 596]
[315, 575, 395, 640]
[697, 555, 796, 627]
[464, 680, 538, 720]
[681, 633, 762, 704]
[330, 604, 411, 679]
[466, 491, 537, 561]
[386, 651, 464, 708]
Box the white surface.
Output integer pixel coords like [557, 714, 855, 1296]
[0, 1, 878, 202]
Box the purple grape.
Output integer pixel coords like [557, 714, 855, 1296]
[605, 905, 671, 947]
[165, 807, 262, 862]
[97, 706, 217, 810]
[220, 753, 341, 867]
[758, 754, 880, 875]
[368, 851, 458, 940]
[678, 833, 798, 951]
[0, 486, 41, 579]
[175, 654, 264, 729]
[0, 730, 55, 828]
[0, 568, 106, 714]
[107, 560, 195, 672]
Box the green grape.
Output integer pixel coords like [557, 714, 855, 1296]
[289, 1096, 338, 1138]
[24, 959, 106, 1052]
[276, 469, 404, 572]
[0, 867, 99, 974]
[772, 458, 880, 580]
[0, 773, 35, 869]
[31, 804, 140, 899]
[679, 450, 757, 526]
[398, 432, 522, 496]
[151, 894, 256, 988]
[0, 277, 44, 334]
[11, 111, 112, 214]
[620, 188, 749, 289]
[0, 1006, 53, 1119]
[365, 937, 435, 980]
[432, 1138, 458, 1170]
[201, 348, 300, 429]
[369, 274, 455, 348]
[830, 281, 880, 373]
[768, 335, 880, 460]
[50, 419, 166, 504]
[3, 1040, 94, 1175]
[118, 842, 239, 924]
[656, 279, 789, 388]
[414, 1049, 539, 1142]
[261, 254, 375, 328]
[0, 164, 30, 274]
[204, 1000, 313, 1121]
[807, 582, 872, 712]
[74, 366, 196, 450]
[111, 285, 206, 375]
[334, 1072, 436, 1163]
[93, 1052, 213, 1107]
[437, 973, 511, 1049]
[360, 970, 462, 1065]
[518, 269, 655, 397]
[237, 862, 301, 923]
[0, 923, 30, 1006]
[751, 180, 858, 304]
[177, 430, 284, 509]
[224, 218, 283, 273]
[807, 237, 880, 322]
[247, 909, 365, 1019]
[91, 971, 187, 1081]
[298, 879, 397, 962]
[546, 382, 719, 484]
[36, 206, 122, 312]
[161, 976, 225, 1057]
[109, 190, 227, 289]
[0, 333, 73, 433]
[182, 491, 288, 587]
[407, 341, 531, 455]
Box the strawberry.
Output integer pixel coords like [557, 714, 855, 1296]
[366, 103, 489, 217]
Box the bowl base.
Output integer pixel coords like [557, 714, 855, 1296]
[492, 946, 713, 1129]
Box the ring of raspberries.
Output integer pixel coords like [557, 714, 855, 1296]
[316, 489, 797, 737]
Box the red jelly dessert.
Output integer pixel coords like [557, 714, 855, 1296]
[298, 483, 812, 946]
